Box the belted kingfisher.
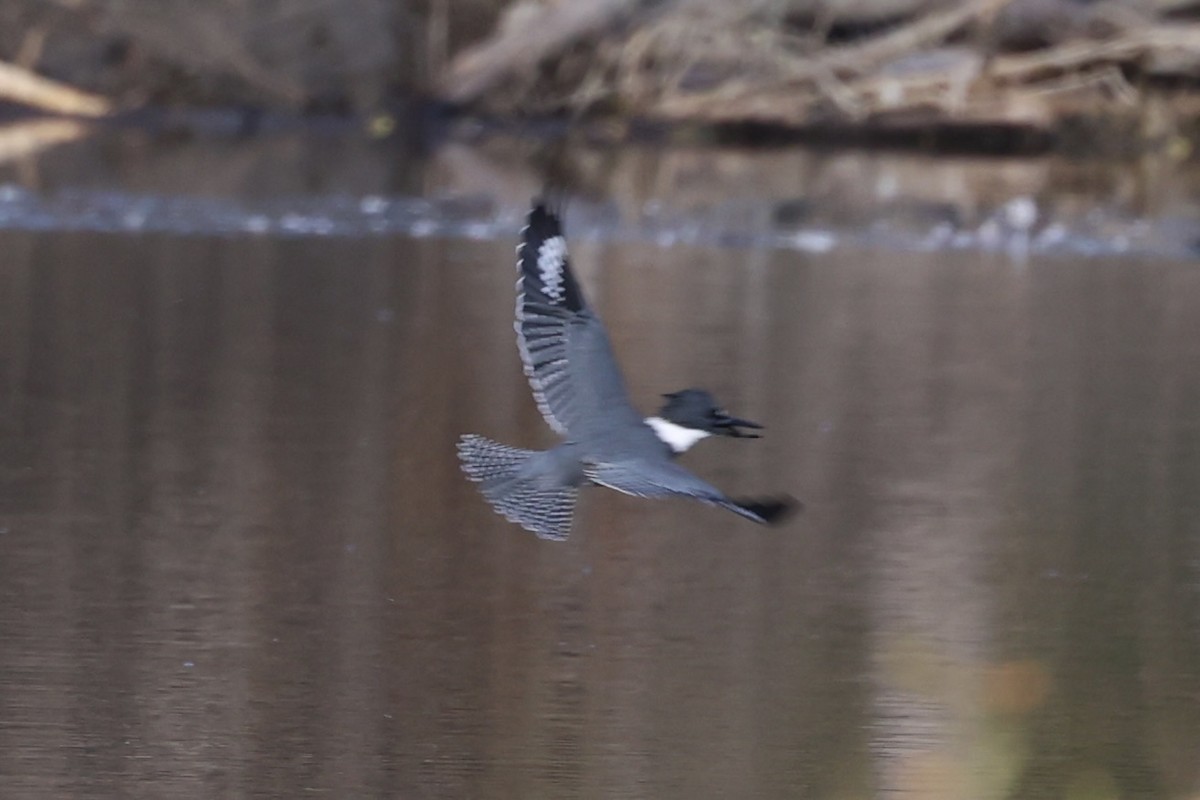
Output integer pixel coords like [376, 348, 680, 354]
[457, 201, 796, 540]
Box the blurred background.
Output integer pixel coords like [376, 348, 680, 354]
[2, 2, 1200, 799]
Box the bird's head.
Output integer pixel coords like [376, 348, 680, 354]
[648, 389, 763, 453]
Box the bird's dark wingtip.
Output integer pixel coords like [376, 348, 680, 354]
[527, 199, 559, 230]
[519, 195, 586, 313]
[734, 495, 803, 526]
[530, 193, 568, 225]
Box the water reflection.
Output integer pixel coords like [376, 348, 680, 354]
[3, 130, 1200, 260]
[1, 231, 1198, 798]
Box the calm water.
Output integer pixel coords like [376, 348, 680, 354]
[2, 225, 1200, 798]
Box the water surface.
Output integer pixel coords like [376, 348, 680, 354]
[2, 216, 1199, 798]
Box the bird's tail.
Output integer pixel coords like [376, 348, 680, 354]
[456, 434, 577, 541]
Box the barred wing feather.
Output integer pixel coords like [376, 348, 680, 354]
[515, 202, 636, 438]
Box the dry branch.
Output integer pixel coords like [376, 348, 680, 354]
[441, 0, 648, 104]
[989, 23, 1200, 83]
[814, 0, 1010, 78]
[0, 59, 111, 116]
[0, 119, 89, 163]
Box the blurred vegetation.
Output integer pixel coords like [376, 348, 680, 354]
[0, 0, 506, 111]
[3, 0, 1200, 152]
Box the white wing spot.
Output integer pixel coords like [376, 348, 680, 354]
[537, 236, 568, 303]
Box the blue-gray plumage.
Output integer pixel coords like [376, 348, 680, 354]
[457, 201, 796, 540]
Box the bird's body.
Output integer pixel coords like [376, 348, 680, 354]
[457, 201, 794, 540]
[512, 441, 589, 490]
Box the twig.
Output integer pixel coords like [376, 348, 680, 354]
[0, 119, 89, 164]
[650, 0, 1010, 115]
[16, 27, 49, 69]
[814, 0, 1012, 78]
[0, 60, 111, 116]
[1022, 65, 1139, 105]
[988, 24, 1200, 83]
[440, 0, 649, 105]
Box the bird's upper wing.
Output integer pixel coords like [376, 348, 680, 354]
[585, 459, 795, 525]
[515, 202, 641, 438]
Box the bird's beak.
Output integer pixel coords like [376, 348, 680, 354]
[713, 412, 763, 438]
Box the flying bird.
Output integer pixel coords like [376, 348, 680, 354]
[457, 201, 796, 540]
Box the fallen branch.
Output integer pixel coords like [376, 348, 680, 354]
[814, 0, 1012, 78]
[440, 0, 649, 105]
[0, 119, 89, 164]
[0, 59, 111, 117]
[988, 23, 1200, 83]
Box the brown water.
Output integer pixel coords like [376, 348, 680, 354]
[2, 230, 1199, 799]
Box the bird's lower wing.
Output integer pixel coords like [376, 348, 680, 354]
[585, 459, 794, 525]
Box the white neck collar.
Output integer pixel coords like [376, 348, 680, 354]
[645, 416, 711, 454]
